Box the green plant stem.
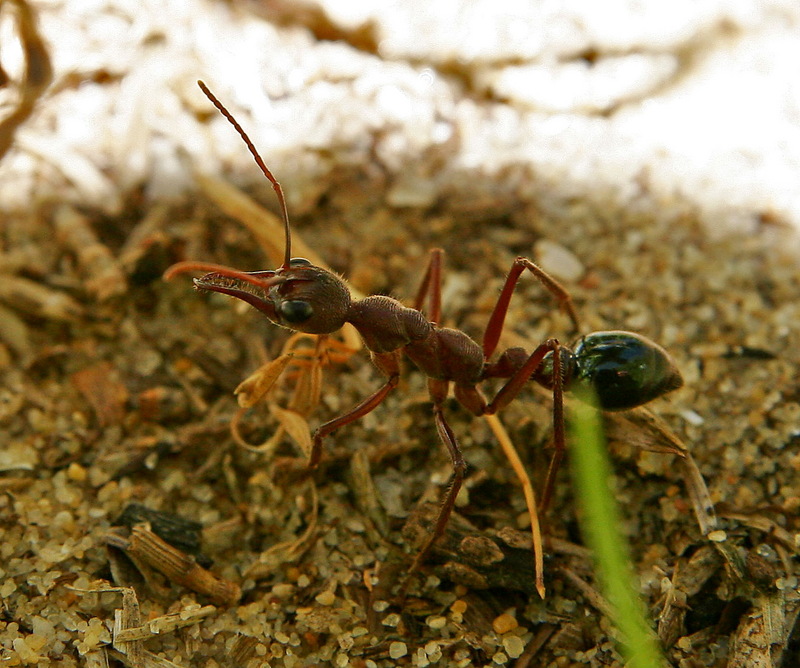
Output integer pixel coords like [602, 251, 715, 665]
[568, 393, 665, 668]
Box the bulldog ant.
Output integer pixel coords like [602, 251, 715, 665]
[167, 81, 684, 597]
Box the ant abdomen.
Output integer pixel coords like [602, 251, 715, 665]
[569, 331, 683, 411]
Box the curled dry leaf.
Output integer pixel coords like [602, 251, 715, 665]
[269, 403, 312, 457]
[230, 332, 358, 454]
[287, 351, 323, 416]
[604, 406, 688, 456]
[234, 352, 294, 408]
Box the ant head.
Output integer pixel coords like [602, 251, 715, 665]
[190, 259, 352, 334]
[569, 331, 683, 411]
[164, 82, 352, 334]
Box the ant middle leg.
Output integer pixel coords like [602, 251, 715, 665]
[404, 378, 467, 585]
[412, 248, 444, 325]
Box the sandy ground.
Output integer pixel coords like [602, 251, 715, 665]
[1, 1, 799, 666]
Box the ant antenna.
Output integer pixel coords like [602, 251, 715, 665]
[197, 80, 292, 271]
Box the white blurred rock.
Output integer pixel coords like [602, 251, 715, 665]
[0, 0, 797, 234]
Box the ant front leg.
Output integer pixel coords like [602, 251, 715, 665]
[483, 257, 580, 359]
[308, 350, 401, 468]
[485, 339, 566, 511]
[412, 248, 444, 325]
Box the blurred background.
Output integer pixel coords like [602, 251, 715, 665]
[2, 0, 800, 232]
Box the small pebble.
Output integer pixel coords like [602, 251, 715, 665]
[272, 584, 295, 599]
[492, 650, 509, 664]
[427, 616, 447, 630]
[381, 613, 401, 627]
[492, 613, 518, 635]
[503, 635, 525, 658]
[450, 600, 468, 615]
[389, 641, 408, 659]
[315, 590, 336, 606]
[67, 462, 87, 482]
[680, 409, 705, 426]
[534, 239, 585, 282]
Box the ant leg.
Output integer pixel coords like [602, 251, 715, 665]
[486, 340, 565, 510]
[483, 257, 580, 359]
[404, 379, 466, 585]
[412, 248, 444, 325]
[308, 350, 400, 468]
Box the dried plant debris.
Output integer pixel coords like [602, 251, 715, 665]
[105, 523, 241, 607]
[0, 0, 52, 162]
[2, 153, 800, 664]
[71, 584, 215, 667]
[403, 503, 543, 596]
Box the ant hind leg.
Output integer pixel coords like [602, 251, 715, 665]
[482, 257, 580, 359]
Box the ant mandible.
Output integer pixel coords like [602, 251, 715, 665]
[167, 81, 684, 597]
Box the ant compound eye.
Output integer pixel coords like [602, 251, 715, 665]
[289, 258, 312, 267]
[280, 299, 314, 323]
